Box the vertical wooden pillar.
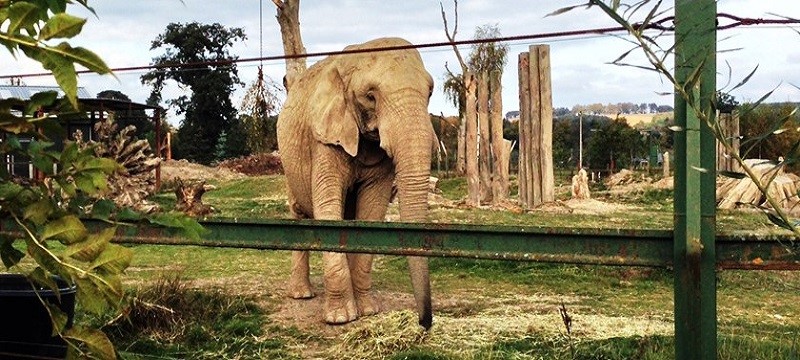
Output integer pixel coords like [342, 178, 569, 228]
[517, 54, 530, 206]
[490, 70, 508, 203]
[535, 46, 555, 203]
[477, 71, 492, 203]
[464, 72, 480, 206]
[518, 45, 554, 208]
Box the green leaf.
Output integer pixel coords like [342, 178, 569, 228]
[39, 13, 86, 40]
[719, 171, 746, 179]
[25, 241, 70, 280]
[8, 2, 40, 35]
[25, 90, 59, 115]
[89, 243, 132, 274]
[0, 182, 24, 201]
[42, 215, 87, 244]
[90, 199, 115, 220]
[766, 211, 793, 231]
[44, 302, 70, 336]
[23, 198, 54, 225]
[82, 157, 119, 174]
[0, 237, 25, 269]
[63, 326, 117, 360]
[74, 277, 108, 314]
[61, 45, 112, 75]
[65, 226, 114, 262]
[148, 212, 208, 240]
[28, 267, 61, 296]
[60, 141, 79, 165]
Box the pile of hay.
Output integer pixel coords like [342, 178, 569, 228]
[327, 310, 427, 359]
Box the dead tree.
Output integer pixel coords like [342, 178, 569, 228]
[441, 0, 480, 206]
[272, 0, 307, 90]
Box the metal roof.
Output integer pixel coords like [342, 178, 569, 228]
[0, 85, 160, 111]
[0, 85, 92, 100]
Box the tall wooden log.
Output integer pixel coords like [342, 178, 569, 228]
[517, 53, 530, 206]
[527, 48, 542, 205]
[464, 72, 480, 206]
[490, 70, 507, 203]
[517, 45, 554, 208]
[535, 45, 555, 203]
[477, 71, 492, 204]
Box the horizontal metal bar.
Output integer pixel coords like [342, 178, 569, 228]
[4, 218, 797, 269]
[102, 218, 800, 270]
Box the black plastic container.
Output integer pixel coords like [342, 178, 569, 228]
[0, 273, 76, 359]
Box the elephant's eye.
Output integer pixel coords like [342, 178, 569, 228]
[365, 91, 376, 103]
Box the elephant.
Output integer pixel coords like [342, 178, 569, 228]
[276, 37, 434, 329]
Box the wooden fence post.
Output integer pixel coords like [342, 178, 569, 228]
[716, 110, 740, 174]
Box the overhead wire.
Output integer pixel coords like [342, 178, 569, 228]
[0, 12, 798, 80]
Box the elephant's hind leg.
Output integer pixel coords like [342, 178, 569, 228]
[287, 200, 315, 299]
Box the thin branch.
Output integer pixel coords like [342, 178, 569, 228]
[440, 0, 467, 73]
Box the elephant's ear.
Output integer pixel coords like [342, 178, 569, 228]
[309, 67, 359, 157]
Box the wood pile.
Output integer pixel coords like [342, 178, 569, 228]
[716, 159, 800, 212]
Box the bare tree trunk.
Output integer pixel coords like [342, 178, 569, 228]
[273, 0, 307, 90]
[535, 46, 555, 203]
[489, 70, 507, 203]
[456, 117, 466, 175]
[464, 72, 480, 206]
[517, 53, 530, 207]
[477, 71, 492, 204]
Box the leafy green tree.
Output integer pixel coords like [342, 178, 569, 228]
[96, 89, 154, 139]
[740, 103, 800, 170]
[141, 22, 246, 165]
[585, 117, 644, 170]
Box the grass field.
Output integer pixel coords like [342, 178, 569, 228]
[83, 172, 800, 359]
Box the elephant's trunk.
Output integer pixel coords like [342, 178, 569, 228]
[381, 99, 433, 330]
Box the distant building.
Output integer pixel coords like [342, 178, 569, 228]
[504, 110, 520, 122]
[1, 85, 164, 185]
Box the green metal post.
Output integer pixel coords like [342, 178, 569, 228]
[674, 1, 717, 359]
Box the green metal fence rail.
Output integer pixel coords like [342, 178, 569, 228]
[95, 218, 800, 270]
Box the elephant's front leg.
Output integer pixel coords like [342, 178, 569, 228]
[313, 151, 359, 324]
[288, 198, 314, 299]
[349, 169, 393, 317]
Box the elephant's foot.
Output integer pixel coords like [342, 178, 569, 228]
[355, 292, 380, 317]
[324, 296, 359, 324]
[287, 276, 315, 299]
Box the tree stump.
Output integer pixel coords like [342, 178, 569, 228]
[571, 168, 591, 200]
[174, 178, 214, 216]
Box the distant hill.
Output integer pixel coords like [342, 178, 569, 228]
[603, 112, 673, 127]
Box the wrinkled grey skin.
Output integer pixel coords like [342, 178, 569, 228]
[276, 37, 433, 329]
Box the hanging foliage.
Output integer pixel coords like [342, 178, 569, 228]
[240, 67, 283, 153]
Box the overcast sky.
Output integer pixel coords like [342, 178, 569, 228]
[3, 1, 800, 124]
